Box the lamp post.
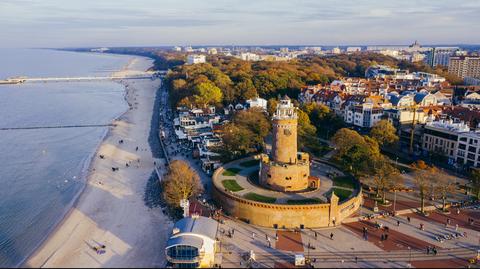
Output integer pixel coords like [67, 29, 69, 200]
[393, 189, 397, 216]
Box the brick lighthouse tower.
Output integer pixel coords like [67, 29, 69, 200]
[260, 96, 315, 192]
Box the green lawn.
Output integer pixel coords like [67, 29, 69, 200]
[222, 180, 244, 192]
[332, 176, 355, 189]
[332, 188, 353, 201]
[222, 168, 241, 176]
[243, 192, 276, 203]
[286, 198, 322, 205]
[239, 160, 260, 167]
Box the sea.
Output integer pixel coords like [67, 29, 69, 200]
[0, 48, 144, 267]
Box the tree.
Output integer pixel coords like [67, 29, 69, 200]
[370, 120, 398, 146]
[471, 168, 480, 200]
[193, 82, 223, 107]
[412, 162, 436, 214]
[163, 160, 203, 208]
[297, 109, 319, 151]
[434, 170, 456, 212]
[267, 98, 278, 116]
[364, 157, 402, 204]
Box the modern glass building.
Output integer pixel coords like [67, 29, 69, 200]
[165, 216, 218, 268]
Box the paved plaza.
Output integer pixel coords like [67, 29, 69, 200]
[158, 89, 480, 268]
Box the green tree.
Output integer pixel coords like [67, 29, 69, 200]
[193, 82, 223, 107]
[297, 109, 320, 152]
[434, 171, 456, 212]
[370, 120, 399, 146]
[471, 168, 480, 199]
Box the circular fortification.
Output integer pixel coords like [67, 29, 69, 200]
[212, 156, 362, 229]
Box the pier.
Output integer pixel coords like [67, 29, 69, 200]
[0, 71, 165, 84]
[0, 123, 116, 131]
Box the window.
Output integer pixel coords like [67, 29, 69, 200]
[468, 153, 476, 160]
[459, 144, 467, 150]
[167, 245, 199, 261]
[469, 146, 477, 153]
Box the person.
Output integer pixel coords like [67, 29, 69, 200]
[314, 231, 317, 239]
[380, 234, 384, 241]
[432, 247, 437, 255]
[426, 246, 430, 255]
[420, 223, 424, 230]
[384, 234, 388, 241]
[136, 146, 139, 151]
[447, 218, 451, 225]
[275, 233, 279, 241]
[455, 224, 459, 231]
[397, 220, 400, 226]
[232, 229, 235, 236]
[252, 232, 255, 240]
[407, 216, 411, 223]
[457, 208, 460, 215]
[330, 233, 334, 240]
[355, 257, 358, 263]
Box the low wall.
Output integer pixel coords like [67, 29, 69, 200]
[212, 157, 362, 229]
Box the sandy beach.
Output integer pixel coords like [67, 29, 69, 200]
[26, 57, 172, 268]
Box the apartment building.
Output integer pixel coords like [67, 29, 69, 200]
[448, 56, 480, 79]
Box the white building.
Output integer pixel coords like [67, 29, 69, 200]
[332, 47, 341, 54]
[422, 120, 480, 168]
[346, 47, 362, 53]
[426, 47, 459, 67]
[246, 97, 268, 110]
[165, 216, 219, 268]
[239, 52, 260, 61]
[187, 54, 206, 65]
[207, 48, 218, 55]
[344, 102, 383, 128]
[173, 46, 182, 52]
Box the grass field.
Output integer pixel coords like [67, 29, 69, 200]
[332, 188, 353, 201]
[286, 198, 322, 205]
[222, 168, 241, 176]
[222, 180, 244, 192]
[332, 176, 355, 189]
[244, 192, 276, 203]
[239, 160, 260, 167]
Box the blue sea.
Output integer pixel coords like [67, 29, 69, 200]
[0, 49, 142, 267]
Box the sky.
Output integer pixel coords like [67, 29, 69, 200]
[1, 0, 479, 48]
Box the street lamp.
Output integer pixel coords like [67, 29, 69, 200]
[393, 189, 397, 216]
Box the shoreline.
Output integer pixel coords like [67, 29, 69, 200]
[20, 58, 136, 267]
[25, 55, 170, 267]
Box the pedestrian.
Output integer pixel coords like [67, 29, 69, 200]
[330, 233, 334, 240]
[426, 246, 430, 255]
[455, 224, 459, 231]
[407, 216, 411, 223]
[380, 234, 384, 241]
[232, 229, 235, 236]
[420, 223, 424, 230]
[432, 247, 437, 255]
[275, 234, 279, 241]
[384, 234, 388, 241]
[265, 234, 268, 240]
[136, 146, 138, 151]
[355, 256, 358, 263]
[447, 218, 451, 225]
[252, 232, 255, 240]
[268, 241, 271, 248]
[457, 208, 460, 215]
[314, 231, 317, 239]
[332, 220, 336, 226]
[397, 220, 400, 226]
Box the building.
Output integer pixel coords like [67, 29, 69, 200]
[344, 102, 384, 128]
[173, 46, 182, 52]
[207, 48, 218, 55]
[346, 47, 362, 53]
[239, 52, 260, 61]
[426, 47, 459, 67]
[422, 120, 480, 168]
[165, 216, 219, 268]
[246, 97, 267, 110]
[332, 47, 341, 54]
[422, 120, 463, 161]
[260, 96, 315, 192]
[187, 55, 206, 65]
[448, 56, 480, 79]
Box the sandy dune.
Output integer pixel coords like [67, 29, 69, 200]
[27, 58, 172, 268]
